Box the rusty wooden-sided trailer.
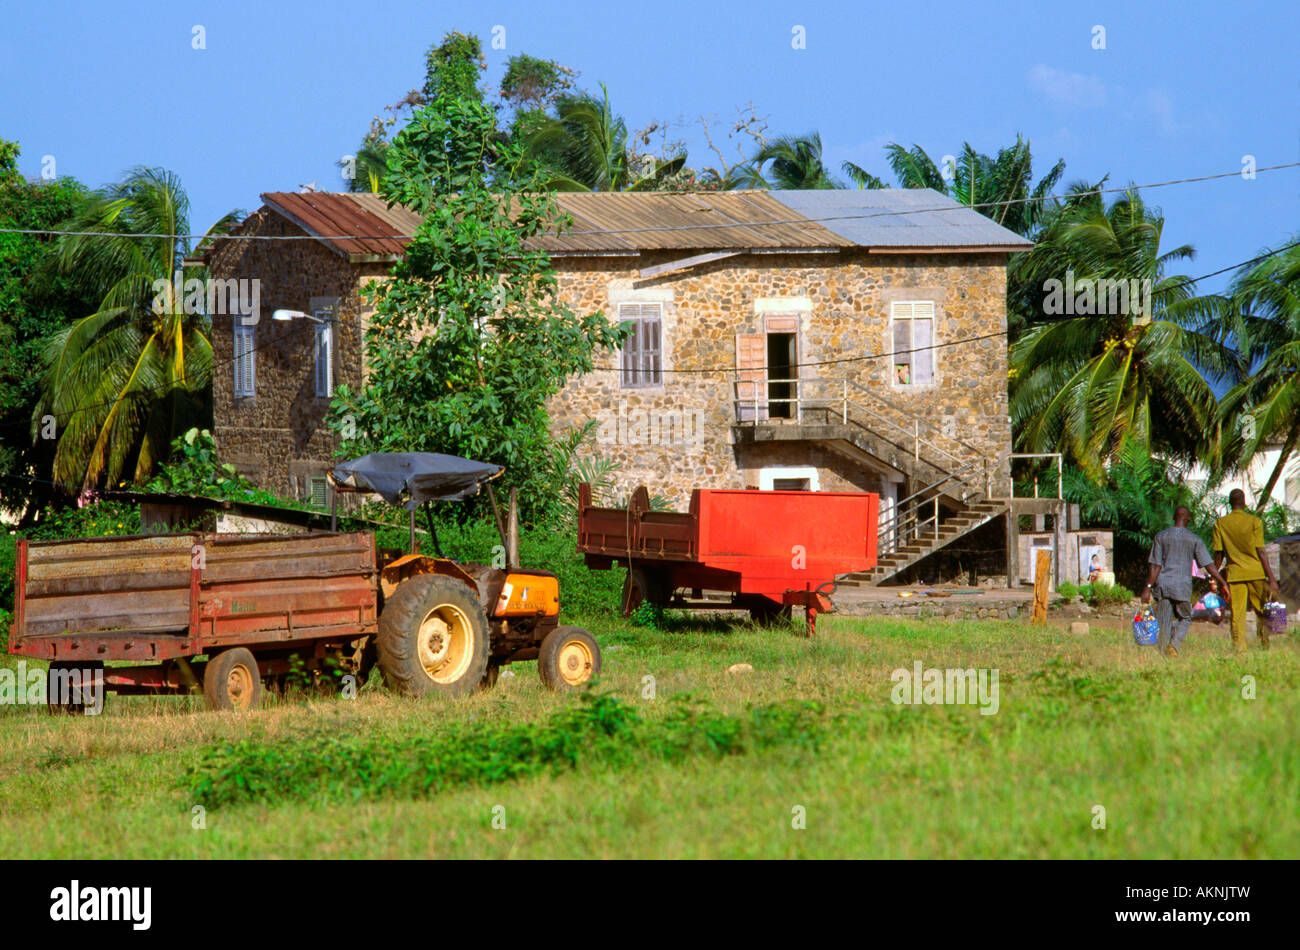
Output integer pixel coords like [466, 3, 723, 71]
[11, 531, 381, 709]
[577, 484, 878, 634]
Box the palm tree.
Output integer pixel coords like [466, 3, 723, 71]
[736, 133, 841, 189]
[32, 167, 242, 489]
[882, 136, 1065, 237]
[340, 133, 390, 193]
[1211, 240, 1300, 509]
[519, 84, 684, 192]
[1009, 189, 1238, 480]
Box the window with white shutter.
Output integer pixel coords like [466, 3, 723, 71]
[315, 322, 333, 397]
[309, 477, 328, 510]
[618, 303, 663, 388]
[233, 319, 255, 398]
[890, 301, 935, 388]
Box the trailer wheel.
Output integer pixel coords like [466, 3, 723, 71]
[622, 567, 671, 616]
[378, 574, 490, 698]
[538, 626, 602, 690]
[45, 661, 105, 715]
[204, 648, 263, 712]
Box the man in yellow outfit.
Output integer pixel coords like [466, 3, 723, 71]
[1211, 489, 1282, 651]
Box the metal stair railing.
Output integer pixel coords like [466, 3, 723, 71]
[876, 450, 1064, 572]
[732, 376, 985, 476]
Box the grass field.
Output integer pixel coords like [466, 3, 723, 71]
[1, 611, 1296, 859]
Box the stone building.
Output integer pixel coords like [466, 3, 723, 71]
[205, 188, 1033, 584]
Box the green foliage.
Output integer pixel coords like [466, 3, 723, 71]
[0, 137, 97, 519]
[1056, 581, 1080, 600]
[24, 500, 143, 541]
[519, 84, 688, 192]
[142, 427, 282, 505]
[0, 533, 15, 612]
[186, 691, 826, 807]
[885, 137, 1065, 238]
[630, 602, 666, 630]
[1209, 239, 1300, 504]
[0, 607, 9, 653]
[735, 132, 841, 190]
[1088, 582, 1135, 605]
[329, 47, 626, 520]
[422, 31, 486, 104]
[500, 53, 575, 112]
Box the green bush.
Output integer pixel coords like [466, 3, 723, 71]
[25, 501, 143, 541]
[1088, 582, 1134, 605]
[0, 607, 9, 653]
[187, 691, 826, 808]
[1056, 581, 1080, 600]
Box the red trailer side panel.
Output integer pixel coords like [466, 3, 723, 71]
[694, 490, 877, 600]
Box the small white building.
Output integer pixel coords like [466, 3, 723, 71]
[1182, 443, 1300, 509]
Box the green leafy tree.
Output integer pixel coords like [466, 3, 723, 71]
[500, 53, 575, 113]
[0, 138, 97, 521]
[1009, 190, 1237, 479]
[31, 167, 242, 490]
[329, 32, 626, 517]
[519, 84, 685, 192]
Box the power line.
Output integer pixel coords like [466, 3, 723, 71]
[5, 232, 1298, 441]
[2, 161, 1296, 243]
[0, 315, 318, 432]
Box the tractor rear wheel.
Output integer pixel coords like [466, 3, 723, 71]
[378, 574, 490, 699]
[203, 648, 263, 712]
[538, 626, 602, 691]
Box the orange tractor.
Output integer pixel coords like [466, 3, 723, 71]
[9, 453, 601, 711]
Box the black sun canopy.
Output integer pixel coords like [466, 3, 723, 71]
[330, 452, 503, 509]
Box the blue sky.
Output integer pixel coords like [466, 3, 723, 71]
[2, 0, 1296, 295]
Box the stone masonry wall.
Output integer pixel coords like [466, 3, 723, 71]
[548, 249, 1011, 509]
[210, 214, 1012, 512]
[208, 210, 385, 498]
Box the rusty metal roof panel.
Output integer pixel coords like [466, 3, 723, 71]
[257, 189, 992, 259]
[262, 192, 412, 260]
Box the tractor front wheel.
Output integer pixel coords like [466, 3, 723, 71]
[378, 574, 490, 699]
[538, 626, 602, 691]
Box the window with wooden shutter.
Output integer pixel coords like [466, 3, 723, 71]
[734, 332, 767, 421]
[618, 303, 662, 388]
[233, 319, 255, 398]
[890, 301, 935, 387]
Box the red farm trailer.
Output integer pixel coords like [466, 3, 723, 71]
[576, 484, 878, 634]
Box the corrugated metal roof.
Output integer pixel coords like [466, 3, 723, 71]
[770, 189, 1033, 249]
[253, 188, 1028, 261]
[262, 191, 420, 261]
[547, 191, 851, 252]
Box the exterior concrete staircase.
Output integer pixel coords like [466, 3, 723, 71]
[733, 376, 1022, 587]
[835, 498, 1009, 588]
